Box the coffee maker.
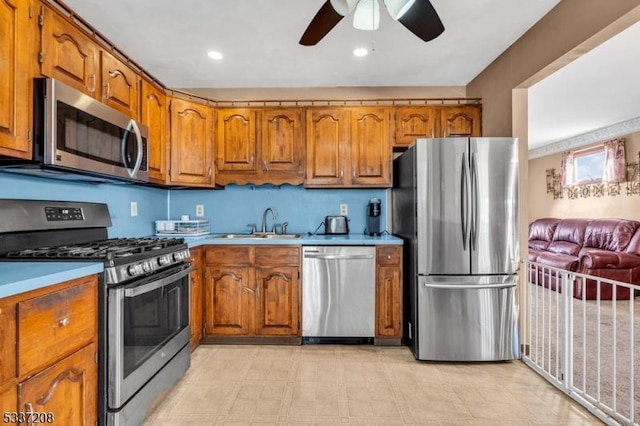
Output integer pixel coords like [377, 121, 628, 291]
[367, 198, 381, 236]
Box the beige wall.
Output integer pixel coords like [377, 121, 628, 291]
[529, 132, 640, 221]
[179, 86, 466, 102]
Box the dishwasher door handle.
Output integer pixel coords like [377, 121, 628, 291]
[304, 254, 374, 260]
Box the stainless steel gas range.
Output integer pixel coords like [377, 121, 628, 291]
[0, 199, 192, 426]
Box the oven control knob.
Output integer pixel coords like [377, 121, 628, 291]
[142, 261, 153, 273]
[128, 264, 143, 276]
[158, 255, 171, 266]
[173, 251, 184, 262]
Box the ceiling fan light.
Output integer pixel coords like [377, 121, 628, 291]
[330, 0, 359, 16]
[353, 0, 380, 30]
[384, 0, 415, 20]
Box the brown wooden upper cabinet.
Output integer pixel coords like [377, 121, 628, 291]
[440, 105, 482, 137]
[215, 108, 304, 186]
[0, 0, 36, 159]
[215, 108, 257, 179]
[99, 50, 139, 119]
[140, 79, 168, 183]
[394, 106, 437, 148]
[39, 4, 100, 97]
[168, 98, 214, 187]
[39, 4, 139, 119]
[394, 105, 481, 148]
[258, 108, 305, 184]
[305, 107, 391, 188]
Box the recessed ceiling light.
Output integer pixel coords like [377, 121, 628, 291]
[207, 50, 223, 60]
[353, 48, 368, 57]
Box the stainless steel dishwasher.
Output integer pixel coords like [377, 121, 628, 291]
[302, 246, 376, 340]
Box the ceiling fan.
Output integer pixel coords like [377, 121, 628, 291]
[299, 0, 444, 46]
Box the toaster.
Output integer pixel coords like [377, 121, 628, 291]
[324, 215, 349, 235]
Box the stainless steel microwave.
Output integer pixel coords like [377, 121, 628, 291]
[0, 78, 148, 183]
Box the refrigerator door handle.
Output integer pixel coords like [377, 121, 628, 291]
[470, 152, 479, 251]
[423, 282, 516, 290]
[460, 153, 470, 250]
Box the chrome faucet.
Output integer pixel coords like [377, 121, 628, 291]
[261, 207, 277, 233]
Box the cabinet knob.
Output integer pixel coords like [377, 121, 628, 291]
[58, 317, 70, 327]
[387, 255, 392, 260]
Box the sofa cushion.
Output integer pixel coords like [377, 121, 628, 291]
[547, 218, 590, 256]
[536, 251, 580, 271]
[583, 219, 640, 252]
[528, 218, 560, 250]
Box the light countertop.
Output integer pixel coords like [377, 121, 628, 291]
[0, 262, 104, 298]
[184, 233, 404, 247]
[0, 234, 403, 299]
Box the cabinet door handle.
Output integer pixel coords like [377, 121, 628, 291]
[88, 74, 96, 94]
[208, 166, 212, 178]
[262, 159, 269, 172]
[58, 317, 70, 327]
[103, 82, 111, 100]
[243, 286, 255, 294]
[340, 167, 344, 179]
[352, 165, 356, 179]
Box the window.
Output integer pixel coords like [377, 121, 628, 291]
[573, 146, 605, 184]
[561, 138, 626, 187]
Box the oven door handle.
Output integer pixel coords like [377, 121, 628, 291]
[124, 265, 193, 298]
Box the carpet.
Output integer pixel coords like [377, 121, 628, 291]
[526, 282, 640, 424]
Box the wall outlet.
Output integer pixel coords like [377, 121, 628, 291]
[195, 204, 204, 217]
[130, 201, 138, 217]
[339, 203, 348, 216]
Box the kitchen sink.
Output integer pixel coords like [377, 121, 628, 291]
[208, 233, 300, 240]
[262, 233, 300, 239]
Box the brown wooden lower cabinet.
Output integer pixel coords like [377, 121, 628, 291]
[376, 245, 403, 341]
[0, 275, 98, 422]
[189, 247, 204, 350]
[203, 245, 300, 340]
[18, 343, 97, 426]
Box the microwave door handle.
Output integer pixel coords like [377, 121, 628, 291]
[130, 119, 144, 176]
[121, 120, 143, 178]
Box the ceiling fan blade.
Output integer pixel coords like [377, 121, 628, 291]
[396, 0, 444, 42]
[299, 0, 346, 46]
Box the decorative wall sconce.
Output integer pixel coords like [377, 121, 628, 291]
[545, 168, 563, 199]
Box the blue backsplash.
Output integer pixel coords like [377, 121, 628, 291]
[168, 185, 389, 235]
[0, 173, 166, 238]
[0, 174, 389, 237]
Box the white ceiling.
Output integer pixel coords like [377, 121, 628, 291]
[528, 21, 640, 150]
[58, 0, 639, 150]
[60, 0, 561, 88]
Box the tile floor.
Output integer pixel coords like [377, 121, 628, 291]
[144, 345, 603, 425]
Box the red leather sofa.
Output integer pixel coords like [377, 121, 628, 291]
[528, 218, 640, 300]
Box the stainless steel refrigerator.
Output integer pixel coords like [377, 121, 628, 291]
[392, 137, 519, 361]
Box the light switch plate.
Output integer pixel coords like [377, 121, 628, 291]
[130, 201, 138, 217]
[196, 205, 204, 217]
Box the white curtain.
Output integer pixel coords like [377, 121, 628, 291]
[602, 138, 626, 183]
